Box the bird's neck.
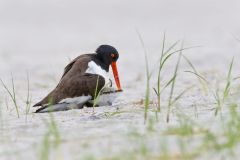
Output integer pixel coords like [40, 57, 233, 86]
[94, 54, 110, 72]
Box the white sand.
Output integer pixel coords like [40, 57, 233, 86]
[1, 0, 240, 159]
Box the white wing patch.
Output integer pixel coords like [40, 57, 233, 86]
[85, 61, 111, 87]
[37, 95, 92, 113]
[59, 95, 91, 104]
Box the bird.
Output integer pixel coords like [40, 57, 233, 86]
[33, 45, 122, 113]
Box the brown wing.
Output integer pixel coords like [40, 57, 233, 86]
[33, 73, 105, 107]
[33, 53, 103, 107]
[60, 54, 94, 79]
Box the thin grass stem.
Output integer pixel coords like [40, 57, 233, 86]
[0, 76, 20, 118]
[25, 72, 31, 122]
[136, 29, 151, 124]
[166, 42, 183, 123]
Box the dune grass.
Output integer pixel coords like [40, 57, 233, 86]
[0, 75, 20, 118]
[197, 103, 240, 157]
[126, 33, 240, 158]
[1, 73, 33, 120]
[136, 30, 151, 124]
[184, 55, 236, 117]
[1, 34, 240, 160]
[25, 72, 32, 122]
[136, 31, 202, 123]
[166, 42, 183, 123]
[153, 33, 181, 113]
[214, 57, 234, 116]
[183, 54, 208, 95]
[117, 102, 240, 160]
[153, 35, 194, 113]
[39, 113, 61, 160]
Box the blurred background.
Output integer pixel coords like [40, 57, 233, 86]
[1, 0, 240, 77]
[1, 1, 240, 159]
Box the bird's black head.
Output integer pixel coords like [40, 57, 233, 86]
[96, 45, 119, 65]
[95, 44, 122, 91]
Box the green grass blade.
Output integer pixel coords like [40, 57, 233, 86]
[223, 57, 234, 100]
[184, 71, 208, 83]
[166, 41, 184, 123]
[183, 54, 208, 94]
[162, 40, 180, 57]
[160, 46, 202, 72]
[0, 78, 20, 118]
[154, 32, 167, 112]
[93, 75, 100, 112]
[136, 29, 151, 124]
[160, 52, 175, 71]
[153, 87, 158, 96]
[25, 72, 31, 122]
[160, 75, 176, 95]
[171, 85, 194, 106]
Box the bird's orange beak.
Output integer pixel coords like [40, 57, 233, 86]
[111, 62, 122, 91]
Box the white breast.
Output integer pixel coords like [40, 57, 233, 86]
[85, 61, 111, 87]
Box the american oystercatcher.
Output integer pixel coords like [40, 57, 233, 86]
[33, 45, 122, 113]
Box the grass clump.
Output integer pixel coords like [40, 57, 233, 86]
[214, 57, 234, 116]
[0, 75, 20, 118]
[198, 103, 240, 158]
[1, 73, 33, 120]
[183, 55, 208, 95]
[39, 113, 61, 160]
[136, 31, 200, 123]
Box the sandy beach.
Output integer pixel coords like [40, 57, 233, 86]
[1, 0, 240, 159]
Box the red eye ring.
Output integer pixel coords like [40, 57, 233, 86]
[111, 53, 115, 58]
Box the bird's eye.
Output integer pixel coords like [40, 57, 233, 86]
[111, 53, 115, 58]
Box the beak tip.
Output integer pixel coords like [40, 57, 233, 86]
[117, 89, 123, 92]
